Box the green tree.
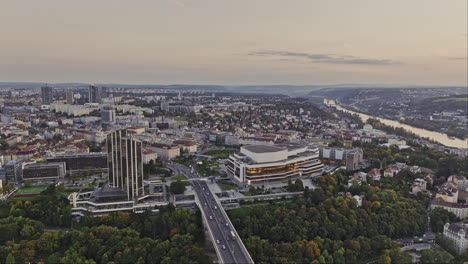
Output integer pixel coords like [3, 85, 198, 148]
[430, 208, 458, 233]
[169, 180, 187, 194]
[420, 249, 453, 264]
[5, 253, 15, 264]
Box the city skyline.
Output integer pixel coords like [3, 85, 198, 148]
[1, 0, 466, 86]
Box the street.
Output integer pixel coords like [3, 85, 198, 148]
[168, 161, 253, 264]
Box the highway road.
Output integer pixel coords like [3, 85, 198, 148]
[168, 161, 252, 264]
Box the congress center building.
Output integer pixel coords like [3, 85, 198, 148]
[227, 144, 324, 185]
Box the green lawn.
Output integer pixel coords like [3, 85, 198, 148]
[17, 185, 48, 194]
[219, 183, 238, 191]
[204, 149, 235, 158]
[227, 207, 252, 218]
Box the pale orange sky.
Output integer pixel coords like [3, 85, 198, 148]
[0, 0, 466, 85]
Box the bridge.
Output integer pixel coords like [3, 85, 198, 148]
[168, 161, 254, 264]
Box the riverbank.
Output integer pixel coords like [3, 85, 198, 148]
[324, 99, 468, 149]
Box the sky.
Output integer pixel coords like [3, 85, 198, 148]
[0, 0, 466, 86]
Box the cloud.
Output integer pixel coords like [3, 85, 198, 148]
[248, 50, 400, 65]
[169, 0, 186, 7]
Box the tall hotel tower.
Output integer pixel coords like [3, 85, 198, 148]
[41, 86, 53, 105]
[107, 129, 144, 200]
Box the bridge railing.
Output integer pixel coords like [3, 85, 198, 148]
[194, 195, 225, 264]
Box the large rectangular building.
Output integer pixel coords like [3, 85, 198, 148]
[47, 153, 108, 175]
[150, 143, 180, 160]
[227, 144, 323, 185]
[346, 148, 364, 171]
[23, 162, 66, 182]
[107, 129, 144, 200]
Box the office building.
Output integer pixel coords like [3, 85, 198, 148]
[23, 162, 66, 182]
[346, 148, 364, 171]
[41, 86, 53, 105]
[47, 152, 108, 176]
[150, 143, 180, 160]
[107, 129, 144, 200]
[3, 160, 23, 184]
[0, 169, 6, 187]
[66, 91, 74, 104]
[101, 109, 116, 124]
[100, 87, 109, 99]
[227, 144, 323, 185]
[89, 85, 101, 104]
[319, 147, 346, 161]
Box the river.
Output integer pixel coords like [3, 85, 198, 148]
[324, 99, 468, 149]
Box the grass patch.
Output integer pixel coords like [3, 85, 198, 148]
[204, 149, 235, 158]
[10, 196, 42, 202]
[173, 174, 188, 181]
[17, 185, 48, 195]
[219, 183, 238, 191]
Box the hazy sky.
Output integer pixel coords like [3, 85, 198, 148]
[1, 0, 466, 86]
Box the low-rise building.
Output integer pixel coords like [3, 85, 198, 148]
[348, 172, 367, 188]
[143, 149, 158, 164]
[173, 140, 198, 153]
[436, 182, 459, 203]
[69, 181, 168, 216]
[47, 152, 108, 176]
[150, 143, 180, 160]
[412, 178, 428, 195]
[22, 162, 66, 182]
[367, 168, 381, 181]
[431, 198, 468, 219]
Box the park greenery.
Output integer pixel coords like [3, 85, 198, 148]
[197, 160, 221, 177]
[0, 185, 209, 263]
[204, 148, 235, 158]
[228, 173, 429, 264]
[174, 154, 195, 166]
[286, 179, 305, 192]
[353, 140, 468, 181]
[430, 208, 459, 233]
[143, 161, 171, 178]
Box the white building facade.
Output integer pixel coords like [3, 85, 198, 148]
[227, 144, 323, 185]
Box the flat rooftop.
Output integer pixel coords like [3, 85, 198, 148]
[242, 145, 284, 153]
